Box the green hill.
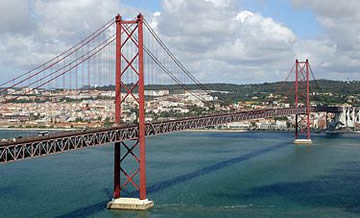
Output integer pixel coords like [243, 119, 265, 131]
[96, 80, 360, 105]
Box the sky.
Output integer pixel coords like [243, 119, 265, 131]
[0, 0, 359, 84]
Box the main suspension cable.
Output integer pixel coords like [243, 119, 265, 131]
[0, 18, 115, 92]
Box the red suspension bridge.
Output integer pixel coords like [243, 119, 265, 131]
[0, 14, 343, 209]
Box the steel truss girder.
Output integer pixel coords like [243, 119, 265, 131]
[0, 106, 341, 163]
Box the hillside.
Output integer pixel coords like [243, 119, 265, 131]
[95, 80, 360, 105]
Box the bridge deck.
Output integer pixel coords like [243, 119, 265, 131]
[0, 106, 341, 163]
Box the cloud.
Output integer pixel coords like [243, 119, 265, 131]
[292, 0, 360, 49]
[0, 0, 299, 84]
[291, 0, 360, 80]
[292, 0, 359, 18]
[0, 0, 35, 35]
[1, 0, 359, 84]
[0, 0, 145, 81]
[152, 0, 297, 83]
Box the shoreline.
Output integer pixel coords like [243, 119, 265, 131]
[183, 129, 250, 133]
[0, 127, 358, 134]
[0, 127, 75, 131]
[184, 129, 294, 133]
[183, 129, 360, 134]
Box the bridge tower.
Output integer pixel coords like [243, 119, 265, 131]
[107, 14, 154, 210]
[294, 59, 312, 144]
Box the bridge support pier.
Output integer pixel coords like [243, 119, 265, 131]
[107, 198, 154, 210]
[293, 138, 312, 144]
[293, 114, 312, 144]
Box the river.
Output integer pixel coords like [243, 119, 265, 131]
[0, 130, 360, 217]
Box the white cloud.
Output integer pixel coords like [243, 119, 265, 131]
[292, 0, 359, 18]
[291, 0, 360, 80]
[0, 0, 35, 35]
[1, 0, 359, 84]
[0, 0, 144, 81]
[152, 0, 297, 83]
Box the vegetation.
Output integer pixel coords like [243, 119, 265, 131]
[12, 80, 357, 106]
[141, 80, 360, 105]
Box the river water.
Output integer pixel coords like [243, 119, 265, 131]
[0, 130, 360, 217]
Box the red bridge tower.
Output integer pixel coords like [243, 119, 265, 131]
[294, 59, 312, 144]
[107, 14, 154, 210]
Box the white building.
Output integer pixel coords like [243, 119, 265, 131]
[144, 90, 170, 96]
[226, 122, 250, 129]
[275, 120, 287, 129]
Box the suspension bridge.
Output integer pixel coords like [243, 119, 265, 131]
[0, 14, 349, 210]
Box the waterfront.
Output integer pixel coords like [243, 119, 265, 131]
[1, 130, 360, 217]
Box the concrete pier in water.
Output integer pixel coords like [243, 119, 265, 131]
[293, 139, 312, 144]
[107, 198, 154, 210]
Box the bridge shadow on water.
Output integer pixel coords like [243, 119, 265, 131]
[57, 143, 289, 217]
[213, 161, 360, 215]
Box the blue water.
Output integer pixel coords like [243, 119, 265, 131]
[1, 131, 360, 217]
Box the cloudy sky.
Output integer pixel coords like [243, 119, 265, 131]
[0, 0, 359, 84]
